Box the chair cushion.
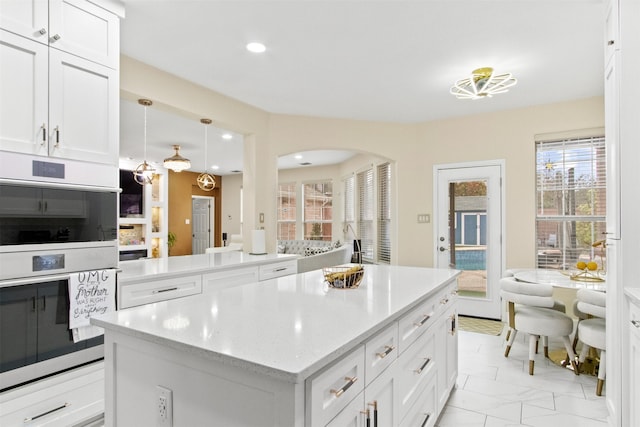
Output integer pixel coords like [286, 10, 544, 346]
[578, 318, 606, 349]
[514, 305, 574, 337]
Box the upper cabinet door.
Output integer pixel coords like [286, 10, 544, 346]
[604, 0, 619, 64]
[605, 55, 620, 240]
[48, 49, 119, 165]
[0, 0, 49, 45]
[49, 0, 120, 69]
[0, 30, 49, 156]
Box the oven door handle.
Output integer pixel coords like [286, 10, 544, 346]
[0, 269, 122, 289]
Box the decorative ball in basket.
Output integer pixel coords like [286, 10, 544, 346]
[323, 264, 364, 289]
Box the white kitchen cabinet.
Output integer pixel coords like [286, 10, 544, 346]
[628, 297, 640, 427]
[0, 361, 104, 427]
[307, 346, 365, 427]
[202, 266, 259, 294]
[399, 370, 437, 427]
[325, 361, 399, 427]
[259, 259, 298, 281]
[397, 320, 436, 420]
[0, 0, 119, 68]
[0, 0, 119, 166]
[436, 284, 458, 412]
[604, 53, 620, 240]
[118, 274, 202, 309]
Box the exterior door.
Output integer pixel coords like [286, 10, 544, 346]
[435, 162, 503, 319]
[192, 197, 213, 254]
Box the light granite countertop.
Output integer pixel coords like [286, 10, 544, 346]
[117, 251, 298, 283]
[93, 264, 459, 383]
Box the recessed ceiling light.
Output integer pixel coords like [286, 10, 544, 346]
[211, 165, 220, 170]
[246, 42, 266, 53]
[294, 154, 303, 160]
[222, 133, 233, 140]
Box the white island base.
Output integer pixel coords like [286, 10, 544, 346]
[95, 265, 459, 426]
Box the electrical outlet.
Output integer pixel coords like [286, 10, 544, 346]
[156, 386, 173, 427]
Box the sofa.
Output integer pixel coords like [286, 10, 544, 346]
[277, 240, 352, 273]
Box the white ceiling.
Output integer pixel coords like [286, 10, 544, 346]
[118, 0, 605, 173]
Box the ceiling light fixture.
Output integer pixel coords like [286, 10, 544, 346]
[133, 99, 155, 185]
[163, 144, 191, 172]
[197, 119, 216, 191]
[450, 67, 517, 100]
[246, 42, 266, 53]
[222, 133, 233, 140]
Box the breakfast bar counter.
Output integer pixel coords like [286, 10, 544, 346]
[94, 265, 460, 426]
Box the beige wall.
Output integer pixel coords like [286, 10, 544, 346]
[220, 174, 243, 238]
[121, 56, 604, 269]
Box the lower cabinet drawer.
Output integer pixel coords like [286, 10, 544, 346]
[202, 267, 259, 294]
[307, 346, 365, 427]
[364, 322, 398, 386]
[259, 260, 297, 281]
[397, 325, 436, 418]
[0, 362, 104, 427]
[325, 390, 364, 427]
[398, 296, 437, 354]
[118, 274, 202, 309]
[399, 370, 437, 427]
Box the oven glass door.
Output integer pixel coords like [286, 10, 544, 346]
[0, 184, 117, 246]
[0, 280, 103, 374]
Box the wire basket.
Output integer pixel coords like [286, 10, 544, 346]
[323, 264, 364, 289]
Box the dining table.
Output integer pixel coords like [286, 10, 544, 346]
[513, 268, 606, 292]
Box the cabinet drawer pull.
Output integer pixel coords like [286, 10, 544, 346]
[50, 34, 61, 42]
[153, 287, 178, 294]
[440, 297, 449, 305]
[632, 320, 640, 328]
[414, 314, 430, 327]
[368, 401, 378, 427]
[376, 345, 395, 359]
[330, 376, 357, 397]
[414, 357, 431, 374]
[54, 126, 60, 147]
[420, 412, 431, 427]
[38, 28, 47, 35]
[273, 267, 287, 272]
[24, 402, 70, 422]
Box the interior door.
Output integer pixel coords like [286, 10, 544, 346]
[435, 163, 503, 319]
[192, 197, 213, 254]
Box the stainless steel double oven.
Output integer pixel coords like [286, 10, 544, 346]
[0, 152, 119, 391]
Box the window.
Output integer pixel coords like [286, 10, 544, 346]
[377, 163, 391, 264]
[535, 136, 606, 270]
[303, 182, 332, 240]
[357, 168, 374, 261]
[277, 183, 296, 240]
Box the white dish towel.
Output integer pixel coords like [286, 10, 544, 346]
[68, 269, 116, 343]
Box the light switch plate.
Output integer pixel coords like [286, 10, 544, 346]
[417, 214, 430, 223]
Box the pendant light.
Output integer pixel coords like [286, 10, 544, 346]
[163, 144, 191, 172]
[196, 118, 216, 191]
[133, 99, 155, 185]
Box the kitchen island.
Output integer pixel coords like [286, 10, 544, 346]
[94, 265, 459, 426]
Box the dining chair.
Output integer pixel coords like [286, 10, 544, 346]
[576, 288, 607, 396]
[501, 270, 566, 344]
[500, 277, 579, 375]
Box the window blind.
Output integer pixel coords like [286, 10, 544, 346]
[357, 168, 374, 261]
[377, 163, 391, 264]
[277, 183, 296, 240]
[535, 135, 606, 269]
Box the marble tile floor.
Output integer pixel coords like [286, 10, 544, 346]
[436, 329, 609, 427]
